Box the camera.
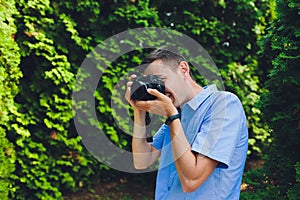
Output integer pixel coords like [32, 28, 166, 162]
[129, 75, 165, 142]
[130, 74, 165, 101]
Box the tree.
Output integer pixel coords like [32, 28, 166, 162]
[262, 0, 300, 196]
[242, 0, 300, 198]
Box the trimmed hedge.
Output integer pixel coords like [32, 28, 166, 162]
[1, 0, 274, 198]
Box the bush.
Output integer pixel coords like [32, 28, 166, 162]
[1, 0, 274, 198]
[287, 162, 300, 200]
[0, 0, 22, 199]
[243, 0, 300, 198]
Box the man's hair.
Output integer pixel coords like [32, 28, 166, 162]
[141, 47, 186, 71]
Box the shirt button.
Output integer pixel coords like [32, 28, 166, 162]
[167, 186, 170, 191]
[182, 118, 186, 123]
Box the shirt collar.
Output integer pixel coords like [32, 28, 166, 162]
[185, 84, 218, 110]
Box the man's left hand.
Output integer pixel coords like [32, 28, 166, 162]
[134, 89, 178, 117]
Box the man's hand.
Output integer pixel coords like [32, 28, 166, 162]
[125, 75, 177, 117]
[135, 88, 178, 117]
[126, 75, 161, 169]
[125, 74, 137, 107]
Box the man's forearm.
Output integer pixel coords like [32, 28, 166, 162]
[169, 119, 218, 192]
[169, 119, 195, 176]
[132, 110, 157, 169]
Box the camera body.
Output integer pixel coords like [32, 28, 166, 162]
[130, 74, 165, 101]
[130, 74, 165, 142]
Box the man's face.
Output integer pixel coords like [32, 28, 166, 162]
[144, 60, 186, 108]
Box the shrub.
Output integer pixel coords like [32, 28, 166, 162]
[0, 0, 21, 198]
[243, 0, 300, 198]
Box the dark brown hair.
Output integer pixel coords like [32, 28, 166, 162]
[141, 47, 194, 79]
[141, 47, 186, 71]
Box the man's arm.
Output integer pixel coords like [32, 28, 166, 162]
[166, 92, 245, 193]
[125, 75, 160, 170]
[131, 109, 160, 169]
[168, 118, 218, 192]
[143, 89, 218, 192]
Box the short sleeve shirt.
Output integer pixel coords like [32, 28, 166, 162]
[151, 84, 248, 200]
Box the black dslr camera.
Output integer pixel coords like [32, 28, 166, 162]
[130, 75, 165, 101]
[130, 75, 165, 142]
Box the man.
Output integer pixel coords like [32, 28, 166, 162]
[125, 48, 248, 199]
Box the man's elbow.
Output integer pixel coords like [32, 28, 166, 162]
[181, 179, 202, 193]
[133, 158, 149, 170]
[133, 163, 148, 170]
[182, 184, 197, 193]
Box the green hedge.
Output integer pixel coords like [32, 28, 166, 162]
[1, 0, 275, 198]
[0, 0, 21, 199]
[241, 0, 300, 198]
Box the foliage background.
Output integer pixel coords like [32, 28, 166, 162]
[0, 0, 298, 199]
[241, 0, 300, 199]
[0, 0, 20, 198]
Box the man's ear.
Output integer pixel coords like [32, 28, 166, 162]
[178, 61, 190, 78]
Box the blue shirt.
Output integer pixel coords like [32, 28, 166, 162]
[151, 84, 248, 200]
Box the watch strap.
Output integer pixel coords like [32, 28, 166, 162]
[165, 113, 181, 125]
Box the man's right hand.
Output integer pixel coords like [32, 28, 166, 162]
[125, 74, 137, 106]
[126, 75, 161, 169]
[125, 74, 147, 125]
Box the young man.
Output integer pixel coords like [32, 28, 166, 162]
[125, 48, 248, 199]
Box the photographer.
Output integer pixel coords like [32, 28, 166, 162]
[125, 48, 248, 200]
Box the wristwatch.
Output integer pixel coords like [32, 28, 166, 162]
[165, 113, 181, 125]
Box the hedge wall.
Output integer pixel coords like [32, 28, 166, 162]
[0, 0, 21, 199]
[0, 0, 275, 198]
